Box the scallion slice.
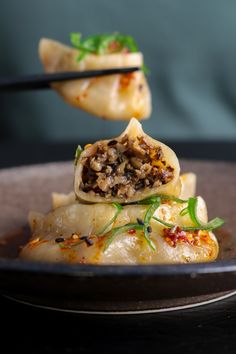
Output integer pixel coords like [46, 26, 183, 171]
[97, 202, 123, 236]
[70, 32, 139, 59]
[187, 197, 202, 227]
[143, 199, 160, 250]
[70, 32, 149, 73]
[74, 145, 83, 165]
[104, 223, 143, 251]
[138, 195, 187, 205]
[179, 206, 189, 216]
[153, 216, 224, 231]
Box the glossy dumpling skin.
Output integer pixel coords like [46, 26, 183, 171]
[39, 38, 151, 120]
[179, 173, 196, 199]
[20, 197, 218, 265]
[74, 118, 181, 204]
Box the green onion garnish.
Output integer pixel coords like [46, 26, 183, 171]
[187, 197, 202, 227]
[138, 195, 187, 205]
[93, 193, 224, 251]
[70, 32, 138, 58]
[153, 216, 224, 231]
[58, 240, 84, 249]
[74, 145, 83, 165]
[103, 201, 160, 252]
[152, 217, 177, 229]
[143, 199, 160, 250]
[142, 64, 150, 75]
[97, 202, 123, 236]
[103, 200, 160, 251]
[104, 223, 143, 251]
[70, 32, 149, 73]
[179, 206, 189, 216]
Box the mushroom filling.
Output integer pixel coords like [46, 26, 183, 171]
[80, 135, 174, 199]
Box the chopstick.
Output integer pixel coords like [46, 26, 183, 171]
[0, 67, 140, 91]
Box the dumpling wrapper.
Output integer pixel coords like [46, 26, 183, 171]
[20, 197, 218, 264]
[51, 191, 76, 210]
[74, 118, 181, 203]
[39, 38, 151, 120]
[179, 173, 196, 199]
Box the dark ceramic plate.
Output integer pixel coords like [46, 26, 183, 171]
[0, 160, 235, 314]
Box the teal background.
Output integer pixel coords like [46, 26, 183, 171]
[1, 0, 236, 142]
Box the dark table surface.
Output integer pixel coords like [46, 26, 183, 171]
[0, 140, 236, 354]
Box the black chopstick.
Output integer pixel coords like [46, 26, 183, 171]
[0, 67, 140, 91]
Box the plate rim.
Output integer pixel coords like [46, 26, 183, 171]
[1, 257, 236, 277]
[4, 290, 236, 314]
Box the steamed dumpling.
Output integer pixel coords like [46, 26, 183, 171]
[20, 197, 218, 264]
[74, 118, 181, 204]
[39, 38, 151, 120]
[20, 152, 220, 265]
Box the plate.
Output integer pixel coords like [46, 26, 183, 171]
[0, 160, 235, 314]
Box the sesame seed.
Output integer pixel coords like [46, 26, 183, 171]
[85, 238, 94, 246]
[79, 236, 88, 241]
[137, 218, 144, 225]
[55, 237, 65, 243]
[147, 226, 152, 233]
[80, 236, 94, 247]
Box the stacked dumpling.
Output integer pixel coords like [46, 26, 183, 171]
[20, 119, 221, 264]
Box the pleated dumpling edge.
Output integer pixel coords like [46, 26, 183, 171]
[39, 38, 152, 121]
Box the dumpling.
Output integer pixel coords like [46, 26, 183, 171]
[20, 197, 218, 264]
[20, 117, 224, 265]
[74, 118, 181, 203]
[39, 38, 151, 120]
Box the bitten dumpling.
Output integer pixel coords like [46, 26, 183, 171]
[39, 38, 151, 120]
[74, 118, 181, 203]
